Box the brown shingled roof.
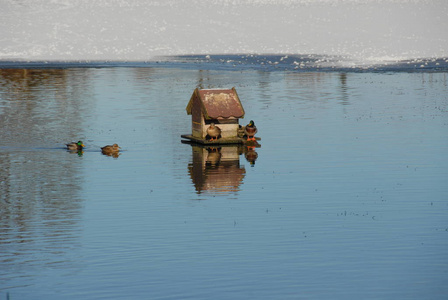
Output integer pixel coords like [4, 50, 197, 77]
[186, 87, 245, 119]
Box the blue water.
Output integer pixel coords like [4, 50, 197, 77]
[0, 63, 447, 299]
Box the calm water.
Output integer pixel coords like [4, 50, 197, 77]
[0, 67, 447, 299]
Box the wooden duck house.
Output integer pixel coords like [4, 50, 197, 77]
[182, 87, 245, 144]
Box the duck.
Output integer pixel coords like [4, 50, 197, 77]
[101, 143, 120, 155]
[66, 140, 84, 151]
[207, 123, 221, 141]
[244, 120, 257, 141]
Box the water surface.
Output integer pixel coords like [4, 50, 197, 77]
[1, 67, 447, 299]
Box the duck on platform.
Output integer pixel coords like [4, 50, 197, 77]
[101, 143, 120, 155]
[66, 140, 84, 151]
[207, 123, 221, 141]
[244, 120, 257, 141]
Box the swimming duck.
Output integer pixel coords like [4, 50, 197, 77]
[66, 140, 84, 151]
[101, 143, 120, 155]
[244, 120, 257, 141]
[207, 123, 221, 141]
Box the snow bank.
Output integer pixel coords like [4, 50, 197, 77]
[1, 0, 447, 63]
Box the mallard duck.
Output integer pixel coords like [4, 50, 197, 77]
[207, 123, 221, 141]
[101, 143, 120, 155]
[244, 120, 257, 141]
[66, 140, 84, 151]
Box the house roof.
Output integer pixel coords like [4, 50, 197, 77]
[186, 87, 245, 119]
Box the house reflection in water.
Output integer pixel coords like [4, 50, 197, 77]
[187, 144, 257, 195]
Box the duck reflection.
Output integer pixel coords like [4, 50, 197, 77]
[187, 144, 259, 195]
[206, 146, 222, 167]
[67, 149, 84, 156]
[101, 151, 121, 158]
[244, 146, 258, 166]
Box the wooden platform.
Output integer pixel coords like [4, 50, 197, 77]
[181, 135, 261, 147]
[181, 134, 244, 145]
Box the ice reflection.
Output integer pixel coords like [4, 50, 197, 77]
[0, 69, 85, 288]
[0, 68, 92, 147]
[187, 144, 259, 195]
[0, 151, 84, 289]
[282, 72, 355, 106]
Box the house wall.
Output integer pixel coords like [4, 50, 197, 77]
[191, 95, 203, 138]
[202, 118, 239, 139]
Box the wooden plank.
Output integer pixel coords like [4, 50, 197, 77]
[181, 134, 244, 145]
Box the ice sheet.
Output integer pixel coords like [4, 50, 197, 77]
[1, 0, 447, 65]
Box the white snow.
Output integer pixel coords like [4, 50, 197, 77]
[1, 0, 447, 63]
